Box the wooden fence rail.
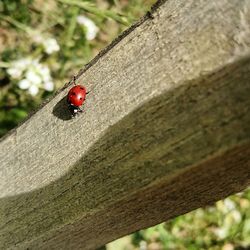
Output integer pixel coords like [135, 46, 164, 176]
[1, 0, 250, 249]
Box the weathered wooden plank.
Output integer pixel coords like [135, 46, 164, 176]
[0, 0, 250, 249]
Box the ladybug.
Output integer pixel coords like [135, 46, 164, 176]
[67, 77, 88, 117]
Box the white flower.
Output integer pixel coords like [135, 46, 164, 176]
[29, 85, 39, 96]
[224, 198, 236, 211]
[18, 79, 31, 89]
[15, 58, 54, 96]
[77, 15, 99, 40]
[32, 33, 60, 54]
[26, 70, 42, 85]
[43, 81, 54, 91]
[42, 38, 60, 54]
[7, 58, 32, 79]
[40, 66, 52, 82]
[18, 79, 38, 96]
[8, 57, 54, 96]
[17, 58, 33, 68]
[7, 67, 23, 79]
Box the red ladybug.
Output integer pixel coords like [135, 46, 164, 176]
[67, 82, 87, 117]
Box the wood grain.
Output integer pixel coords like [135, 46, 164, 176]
[0, 0, 250, 249]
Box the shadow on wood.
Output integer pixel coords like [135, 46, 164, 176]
[1, 57, 250, 249]
[52, 96, 72, 121]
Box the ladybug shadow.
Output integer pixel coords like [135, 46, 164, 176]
[52, 96, 72, 121]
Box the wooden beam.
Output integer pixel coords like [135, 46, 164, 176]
[1, 0, 250, 249]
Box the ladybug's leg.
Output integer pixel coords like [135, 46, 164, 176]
[71, 108, 80, 118]
[73, 106, 83, 115]
[68, 103, 78, 118]
[73, 75, 77, 86]
[77, 106, 83, 113]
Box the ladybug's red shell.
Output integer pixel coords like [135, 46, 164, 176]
[67, 85, 86, 107]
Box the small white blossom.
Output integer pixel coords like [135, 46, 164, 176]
[18, 78, 38, 96]
[13, 57, 54, 96]
[18, 79, 31, 90]
[77, 15, 99, 40]
[32, 33, 60, 54]
[224, 198, 236, 211]
[26, 70, 42, 85]
[7, 58, 32, 79]
[42, 38, 60, 54]
[43, 81, 54, 91]
[18, 58, 33, 68]
[7, 67, 23, 79]
[29, 85, 39, 96]
[40, 66, 51, 81]
[41, 67, 53, 85]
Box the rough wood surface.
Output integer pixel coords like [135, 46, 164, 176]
[1, 0, 250, 249]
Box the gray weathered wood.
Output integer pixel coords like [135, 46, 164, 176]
[1, 0, 250, 249]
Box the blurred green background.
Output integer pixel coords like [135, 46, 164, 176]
[0, 1, 249, 249]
